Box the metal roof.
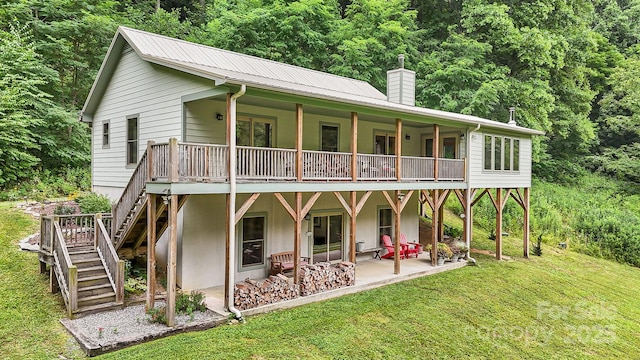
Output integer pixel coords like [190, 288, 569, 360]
[81, 27, 544, 136]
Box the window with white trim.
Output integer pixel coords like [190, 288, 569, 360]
[102, 121, 110, 148]
[240, 216, 266, 269]
[483, 135, 520, 172]
[126, 116, 138, 165]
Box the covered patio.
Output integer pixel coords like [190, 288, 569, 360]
[200, 254, 468, 317]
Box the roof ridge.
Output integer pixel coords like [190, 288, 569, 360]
[118, 26, 385, 95]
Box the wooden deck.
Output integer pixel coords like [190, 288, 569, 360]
[147, 141, 465, 183]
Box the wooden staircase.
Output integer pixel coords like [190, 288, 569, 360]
[69, 246, 121, 315]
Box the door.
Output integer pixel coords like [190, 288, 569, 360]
[312, 214, 343, 263]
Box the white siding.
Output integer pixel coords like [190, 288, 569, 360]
[468, 131, 532, 188]
[178, 191, 420, 291]
[91, 46, 214, 194]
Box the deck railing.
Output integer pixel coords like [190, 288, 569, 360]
[357, 154, 397, 180]
[145, 140, 466, 183]
[439, 159, 466, 181]
[402, 156, 435, 181]
[40, 216, 54, 254]
[52, 222, 77, 317]
[237, 146, 296, 180]
[57, 214, 97, 247]
[179, 143, 228, 181]
[112, 150, 148, 242]
[302, 150, 352, 180]
[96, 216, 124, 303]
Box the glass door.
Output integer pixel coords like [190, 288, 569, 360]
[312, 214, 343, 263]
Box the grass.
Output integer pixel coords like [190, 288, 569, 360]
[1, 202, 639, 359]
[0, 202, 84, 358]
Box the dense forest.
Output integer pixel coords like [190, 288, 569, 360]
[1, 0, 639, 264]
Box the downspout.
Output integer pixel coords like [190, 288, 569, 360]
[466, 124, 481, 262]
[228, 84, 246, 321]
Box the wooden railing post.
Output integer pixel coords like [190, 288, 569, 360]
[433, 124, 439, 181]
[147, 140, 155, 182]
[116, 260, 125, 303]
[94, 213, 102, 248]
[51, 215, 59, 252]
[68, 265, 78, 317]
[169, 138, 179, 183]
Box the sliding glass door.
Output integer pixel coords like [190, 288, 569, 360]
[312, 214, 343, 263]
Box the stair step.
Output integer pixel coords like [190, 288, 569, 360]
[68, 249, 96, 256]
[79, 292, 115, 303]
[78, 274, 108, 282]
[73, 257, 101, 264]
[75, 302, 123, 316]
[78, 265, 105, 273]
[78, 283, 112, 292]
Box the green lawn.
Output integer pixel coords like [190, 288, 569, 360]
[1, 203, 639, 359]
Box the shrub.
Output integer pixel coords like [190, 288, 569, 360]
[176, 291, 207, 315]
[76, 192, 112, 213]
[146, 306, 167, 324]
[53, 204, 76, 215]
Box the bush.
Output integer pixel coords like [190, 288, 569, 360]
[176, 291, 207, 315]
[0, 167, 90, 201]
[76, 192, 112, 213]
[146, 306, 167, 324]
[53, 204, 76, 215]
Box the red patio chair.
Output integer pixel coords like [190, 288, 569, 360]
[381, 235, 407, 259]
[400, 233, 422, 258]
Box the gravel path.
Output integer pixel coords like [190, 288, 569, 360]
[62, 302, 227, 354]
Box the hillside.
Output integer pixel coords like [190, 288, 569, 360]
[1, 203, 639, 359]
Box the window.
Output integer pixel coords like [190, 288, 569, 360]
[237, 116, 274, 147]
[378, 208, 393, 244]
[375, 133, 396, 155]
[126, 116, 138, 165]
[102, 121, 110, 148]
[321, 124, 339, 152]
[483, 135, 520, 172]
[424, 136, 457, 158]
[240, 216, 265, 269]
[442, 137, 457, 159]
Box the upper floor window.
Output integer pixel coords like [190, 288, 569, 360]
[375, 132, 395, 155]
[425, 136, 458, 158]
[102, 121, 110, 148]
[321, 124, 339, 152]
[126, 116, 138, 165]
[237, 116, 274, 147]
[483, 135, 520, 172]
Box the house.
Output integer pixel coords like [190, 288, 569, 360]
[67, 27, 542, 323]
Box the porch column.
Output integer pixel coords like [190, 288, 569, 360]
[224, 93, 231, 309]
[166, 193, 178, 327]
[431, 189, 439, 266]
[296, 104, 303, 181]
[438, 206, 445, 241]
[395, 118, 402, 180]
[394, 190, 401, 274]
[146, 194, 157, 310]
[464, 189, 472, 257]
[495, 188, 503, 260]
[349, 112, 358, 263]
[349, 191, 357, 263]
[294, 192, 302, 283]
[433, 124, 439, 181]
[351, 112, 358, 182]
[523, 187, 530, 258]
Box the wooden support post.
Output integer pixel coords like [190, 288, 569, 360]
[147, 140, 155, 182]
[394, 190, 401, 274]
[146, 194, 157, 310]
[294, 192, 302, 283]
[296, 104, 303, 181]
[524, 187, 530, 258]
[495, 188, 503, 260]
[431, 189, 439, 266]
[166, 194, 178, 327]
[395, 118, 402, 180]
[433, 124, 439, 181]
[169, 138, 179, 183]
[438, 206, 445, 242]
[350, 191, 357, 263]
[224, 194, 230, 308]
[351, 112, 358, 181]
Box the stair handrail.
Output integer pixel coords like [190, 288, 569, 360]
[96, 215, 124, 304]
[52, 221, 78, 317]
[112, 149, 148, 245]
